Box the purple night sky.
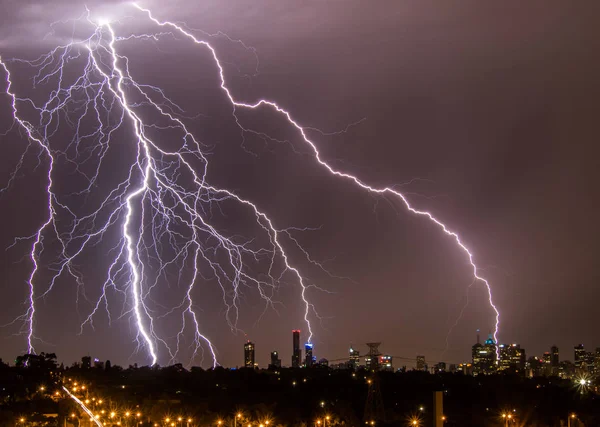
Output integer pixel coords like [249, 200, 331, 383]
[0, 0, 598, 369]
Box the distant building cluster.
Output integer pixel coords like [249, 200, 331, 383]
[243, 329, 600, 380]
[245, 330, 329, 371]
[456, 331, 600, 379]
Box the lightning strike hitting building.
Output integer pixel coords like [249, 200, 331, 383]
[0, 4, 500, 366]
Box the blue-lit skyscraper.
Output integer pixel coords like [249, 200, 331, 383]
[305, 342, 314, 367]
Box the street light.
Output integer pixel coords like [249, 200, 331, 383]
[501, 413, 513, 427]
[235, 413, 242, 427]
[568, 413, 577, 427]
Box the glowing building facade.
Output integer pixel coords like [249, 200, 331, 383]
[473, 334, 497, 375]
[305, 343, 314, 367]
[498, 344, 525, 372]
[348, 346, 360, 369]
[244, 341, 255, 368]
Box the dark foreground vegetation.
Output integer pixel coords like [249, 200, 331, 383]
[0, 353, 598, 426]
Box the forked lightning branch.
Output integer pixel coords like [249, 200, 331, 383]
[0, 3, 500, 366]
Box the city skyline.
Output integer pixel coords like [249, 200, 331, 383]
[232, 329, 599, 372]
[0, 1, 598, 369]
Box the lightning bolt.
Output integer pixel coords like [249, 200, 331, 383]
[0, 4, 500, 365]
[135, 4, 501, 345]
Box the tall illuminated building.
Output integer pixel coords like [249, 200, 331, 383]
[498, 344, 525, 372]
[416, 355, 426, 371]
[292, 330, 301, 368]
[269, 351, 281, 370]
[348, 346, 360, 369]
[244, 341, 255, 368]
[542, 352, 551, 366]
[574, 344, 586, 369]
[594, 348, 600, 374]
[305, 343, 314, 367]
[473, 333, 497, 375]
[550, 345, 559, 367]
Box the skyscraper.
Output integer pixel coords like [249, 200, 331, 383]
[584, 351, 595, 374]
[498, 344, 525, 372]
[292, 330, 301, 368]
[244, 341, 255, 368]
[574, 344, 586, 369]
[348, 346, 360, 369]
[542, 352, 551, 366]
[305, 343, 314, 367]
[550, 345, 559, 367]
[473, 334, 497, 375]
[416, 355, 426, 371]
[269, 351, 281, 370]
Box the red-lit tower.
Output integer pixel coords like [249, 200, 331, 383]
[292, 330, 301, 368]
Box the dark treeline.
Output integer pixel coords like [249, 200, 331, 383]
[0, 354, 599, 427]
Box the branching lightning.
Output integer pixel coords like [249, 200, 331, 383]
[0, 4, 500, 365]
